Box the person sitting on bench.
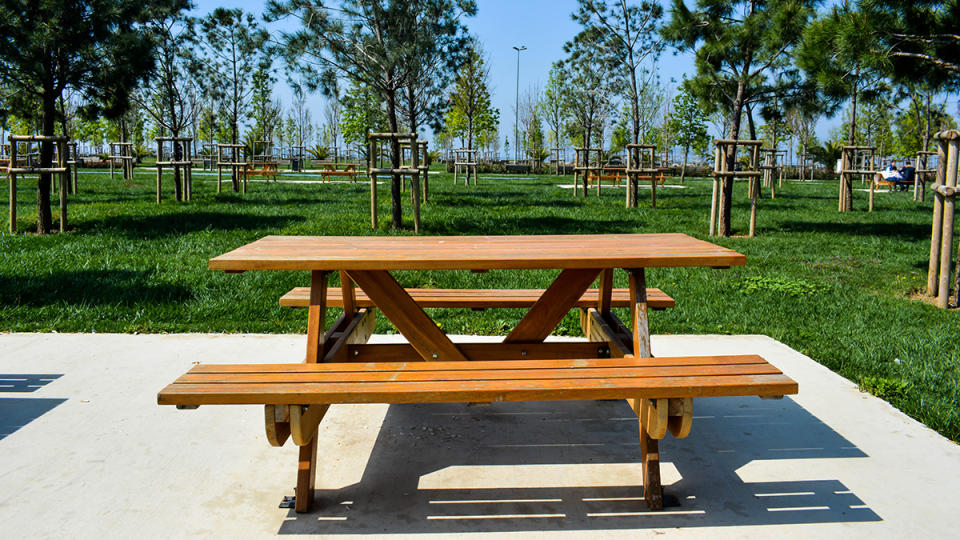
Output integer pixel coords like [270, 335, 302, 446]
[877, 160, 903, 184]
[898, 160, 916, 191]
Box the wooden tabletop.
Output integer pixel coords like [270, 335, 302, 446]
[209, 234, 745, 271]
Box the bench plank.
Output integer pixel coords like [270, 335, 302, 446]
[158, 355, 797, 406]
[279, 287, 675, 310]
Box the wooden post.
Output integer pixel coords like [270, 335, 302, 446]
[710, 145, 720, 236]
[411, 138, 421, 234]
[369, 139, 377, 229]
[927, 138, 948, 296]
[57, 140, 67, 233]
[937, 135, 959, 308]
[8, 138, 16, 234]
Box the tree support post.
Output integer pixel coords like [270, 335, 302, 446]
[926, 131, 960, 307]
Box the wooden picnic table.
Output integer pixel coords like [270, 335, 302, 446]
[160, 233, 796, 513]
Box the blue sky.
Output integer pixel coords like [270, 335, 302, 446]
[191, 1, 955, 149]
[194, 0, 704, 144]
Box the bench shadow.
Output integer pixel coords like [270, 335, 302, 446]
[0, 374, 62, 392]
[0, 269, 192, 307]
[0, 398, 67, 439]
[278, 396, 879, 534]
[79, 211, 301, 239]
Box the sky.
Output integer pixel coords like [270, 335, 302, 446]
[190, 0, 954, 151]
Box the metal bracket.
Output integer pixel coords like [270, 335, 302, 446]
[279, 495, 296, 509]
[596, 346, 611, 358]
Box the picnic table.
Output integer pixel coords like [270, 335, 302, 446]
[159, 234, 797, 513]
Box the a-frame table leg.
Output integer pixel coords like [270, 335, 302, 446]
[296, 270, 328, 512]
[628, 268, 663, 509]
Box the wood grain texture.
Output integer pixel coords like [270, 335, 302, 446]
[505, 268, 602, 343]
[209, 234, 747, 271]
[157, 355, 798, 406]
[280, 287, 676, 310]
[305, 271, 328, 363]
[347, 270, 467, 362]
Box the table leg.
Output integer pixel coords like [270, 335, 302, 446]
[628, 267, 661, 508]
[347, 269, 467, 362]
[297, 270, 328, 511]
[305, 271, 329, 363]
[641, 429, 663, 510]
[339, 270, 356, 324]
[627, 268, 651, 358]
[597, 268, 613, 315]
[295, 439, 318, 512]
[504, 268, 601, 343]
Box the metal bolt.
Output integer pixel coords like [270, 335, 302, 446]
[353, 350, 359, 356]
[432, 352, 438, 359]
[521, 350, 528, 356]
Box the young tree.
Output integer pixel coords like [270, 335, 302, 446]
[444, 43, 497, 152]
[134, 3, 196, 201]
[572, 0, 663, 146]
[0, 0, 177, 233]
[796, 3, 887, 209]
[540, 63, 568, 155]
[666, 87, 709, 182]
[247, 64, 282, 151]
[561, 31, 615, 195]
[268, 0, 476, 230]
[339, 81, 388, 160]
[197, 8, 268, 191]
[663, 0, 817, 235]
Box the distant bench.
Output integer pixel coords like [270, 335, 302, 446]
[319, 164, 361, 182]
[280, 287, 675, 311]
[245, 162, 279, 181]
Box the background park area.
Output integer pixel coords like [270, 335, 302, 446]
[2, 166, 958, 444]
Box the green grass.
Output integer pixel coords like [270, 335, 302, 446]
[2, 167, 959, 442]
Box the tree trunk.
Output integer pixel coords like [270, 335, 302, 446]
[720, 80, 747, 237]
[840, 81, 859, 212]
[37, 92, 56, 234]
[385, 87, 402, 230]
[680, 143, 689, 183]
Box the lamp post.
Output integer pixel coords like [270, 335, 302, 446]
[512, 45, 526, 163]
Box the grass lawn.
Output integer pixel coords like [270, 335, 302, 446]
[1, 166, 958, 442]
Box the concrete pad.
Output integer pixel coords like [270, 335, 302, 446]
[0, 332, 958, 539]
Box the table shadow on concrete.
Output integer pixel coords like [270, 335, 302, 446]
[277, 396, 880, 534]
[0, 397, 67, 440]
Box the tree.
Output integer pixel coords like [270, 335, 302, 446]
[339, 81, 387, 160]
[198, 8, 268, 192]
[796, 3, 887, 209]
[444, 43, 497, 152]
[540, 63, 568, 152]
[0, 0, 175, 233]
[268, 0, 476, 230]
[561, 30, 615, 195]
[666, 87, 709, 182]
[247, 64, 282, 152]
[861, 0, 960, 89]
[663, 0, 817, 235]
[134, 2, 196, 201]
[572, 0, 664, 146]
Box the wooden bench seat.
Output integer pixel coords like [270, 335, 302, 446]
[159, 354, 796, 407]
[320, 164, 360, 182]
[279, 287, 675, 310]
[244, 162, 278, 181]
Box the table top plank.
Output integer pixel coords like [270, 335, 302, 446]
[209, 234, 746, 271]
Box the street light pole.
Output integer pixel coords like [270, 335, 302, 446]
[512, 45, 526, 163]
